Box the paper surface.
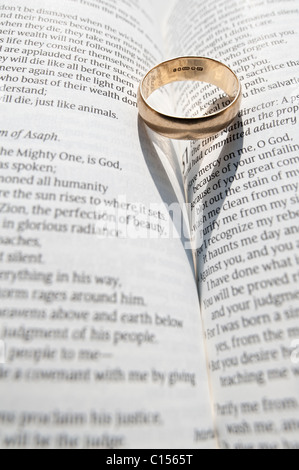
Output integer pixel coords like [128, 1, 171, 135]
[166, 0, 299, 449]
[0, 0, 214, 449]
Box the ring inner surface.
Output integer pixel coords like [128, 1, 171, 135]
[142, 58, 239, 106]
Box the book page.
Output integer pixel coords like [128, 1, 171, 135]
[0, 0, 216, 449]
[166, 0, 299, 449]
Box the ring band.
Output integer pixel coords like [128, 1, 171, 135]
[137, 57, 242, 140]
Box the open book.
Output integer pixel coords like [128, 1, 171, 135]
[0, 0, 298, 449]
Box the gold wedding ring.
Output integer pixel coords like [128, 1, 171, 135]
[137, 57, 242, 140]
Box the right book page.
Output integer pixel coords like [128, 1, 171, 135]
[165, 0, 299, 449]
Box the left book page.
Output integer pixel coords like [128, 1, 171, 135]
[0, 0, 215, 449]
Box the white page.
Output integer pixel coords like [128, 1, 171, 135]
[165, 0, 299, 449]
[0, 0, 215, 449]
